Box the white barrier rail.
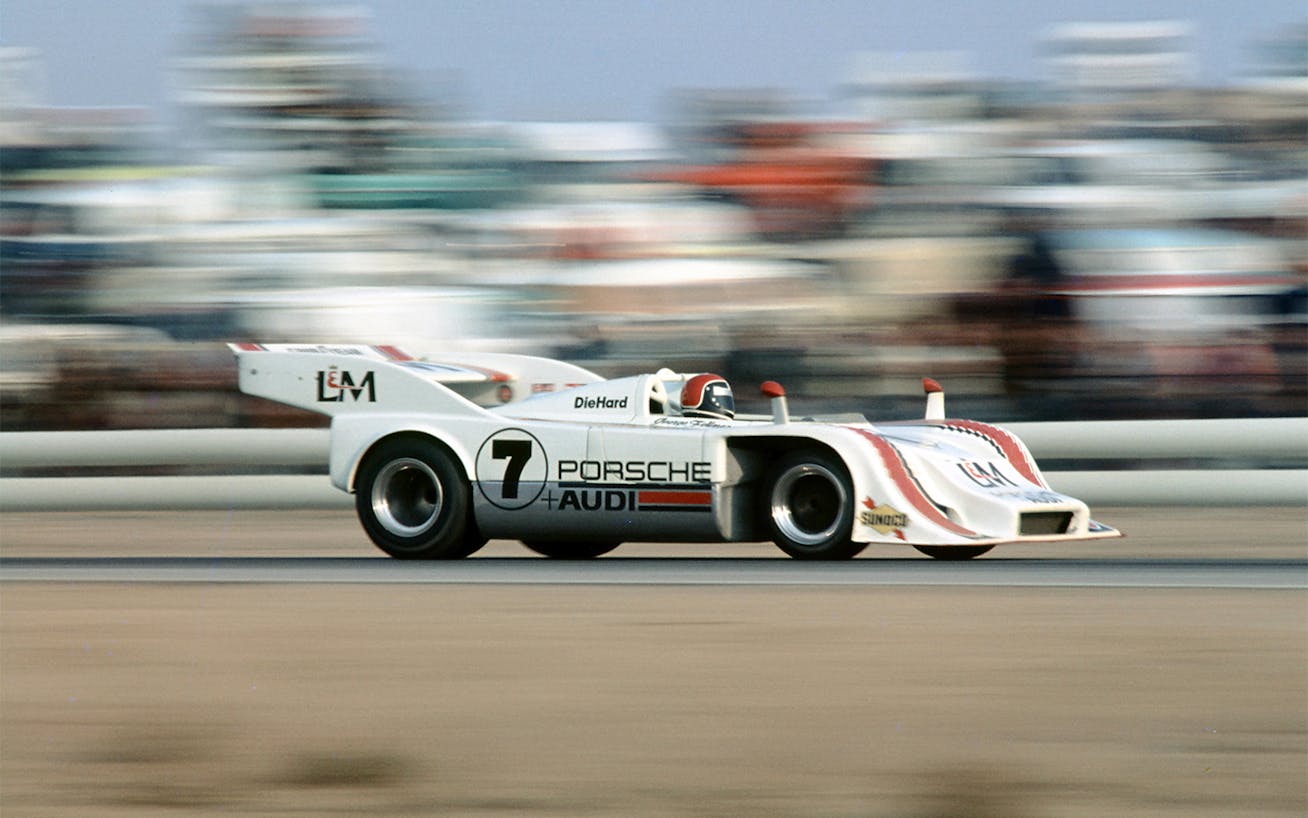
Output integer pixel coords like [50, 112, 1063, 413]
[1003, 418, 1308, 462]
[1, 420, 1305, 511]
[0, 428, 329, 469]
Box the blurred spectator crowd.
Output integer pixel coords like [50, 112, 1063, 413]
[1, 5, 1304, 430]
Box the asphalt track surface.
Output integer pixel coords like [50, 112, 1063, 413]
[2, 507, 1305, 588]
[3, 554, 1304, 589]
[3, 508, 1305, 817]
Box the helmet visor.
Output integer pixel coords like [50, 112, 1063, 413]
[700, 382, 735, 419]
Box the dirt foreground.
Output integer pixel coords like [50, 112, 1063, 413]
[1, 509, 1306, 817]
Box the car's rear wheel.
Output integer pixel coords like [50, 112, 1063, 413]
[765, 451, 865, 560]
[913, 545, 994, 560]
[355, 437, 484, 559]
[522, 540, 621, 559]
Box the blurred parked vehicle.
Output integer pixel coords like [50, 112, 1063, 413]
[970, 228, 1304, 418]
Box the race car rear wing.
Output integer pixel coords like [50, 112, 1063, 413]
[228, 344, 603, 416]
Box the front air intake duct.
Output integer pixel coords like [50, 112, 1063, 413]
[1020, 511, 1073, 536]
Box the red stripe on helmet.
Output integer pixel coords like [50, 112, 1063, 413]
[681, 373, 724, 409]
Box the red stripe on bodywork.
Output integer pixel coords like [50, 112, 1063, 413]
[235, 342, 265, 351]
[638, 490, 711, 506]
[850, 428, 979, 538]
[454, 363, 513, 383]
[932, 421, 1046, 487]
[373, 345, 413, 361]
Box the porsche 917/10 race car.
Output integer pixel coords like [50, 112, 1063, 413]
[230, 344, 1119, 559]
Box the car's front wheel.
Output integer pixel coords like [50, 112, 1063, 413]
[764, 451, 866, 560]
[354, 437, 484, 559]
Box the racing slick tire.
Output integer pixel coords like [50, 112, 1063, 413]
[354, 437, 484, 559]
[521, 540, 621, 559]
[913, 545, 994, 560]
[764, 450, 866, 560]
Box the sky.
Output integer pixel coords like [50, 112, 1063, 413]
[1, 0, 1303, 123]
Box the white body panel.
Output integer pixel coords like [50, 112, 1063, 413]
[230, 345, 1120, 550]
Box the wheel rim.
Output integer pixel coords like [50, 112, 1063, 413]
[771, 463, 847, 546]
[371, 458, 443, 537]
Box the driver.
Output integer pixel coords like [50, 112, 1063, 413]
[680, 373, 735, 420]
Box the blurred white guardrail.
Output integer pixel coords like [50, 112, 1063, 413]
[0, 419, 1305, 511]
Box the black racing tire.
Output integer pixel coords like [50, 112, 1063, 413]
[521, 540, 621, 559]
[913, 545, 994, 560]
[764, 450, 866, 560]
[354, 437, 482, 559]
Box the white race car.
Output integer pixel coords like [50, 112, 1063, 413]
[230, 344, 1120, 559]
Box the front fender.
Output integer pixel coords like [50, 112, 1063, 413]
[841, 426, 996, 545]
[721, 423, 927, 544]
[845, 423, 1099, 546]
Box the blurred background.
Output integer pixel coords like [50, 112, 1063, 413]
[2, 1, 1304, 430]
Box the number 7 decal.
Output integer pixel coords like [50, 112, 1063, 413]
[492, 439, 532, 498]
[475, 429, 548, 510]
